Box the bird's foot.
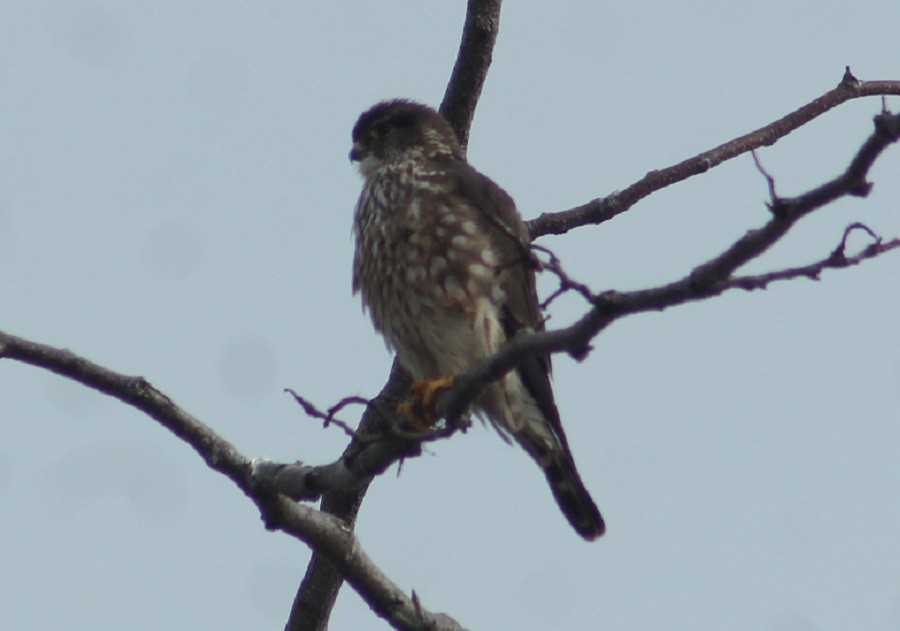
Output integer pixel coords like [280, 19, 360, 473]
[397, 375, 456, 432]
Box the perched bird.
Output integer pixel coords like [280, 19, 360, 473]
[350, 99, 604, 539]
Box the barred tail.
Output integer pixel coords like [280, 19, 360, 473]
[542, 448, 605, 539]
[516, 429, 605, 540]
[481, 373, 605, 539]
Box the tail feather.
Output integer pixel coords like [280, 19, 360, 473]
[542, 449, 605, 540]
[481, 375, 605, 539]
[512, 420, 604, 540]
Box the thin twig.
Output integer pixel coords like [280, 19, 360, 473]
[831, 221, 882, 264]
[527, 72, 900, 238]
[285, 388, 370, 439]
[532, 243, 596, 309]
[730, 229, 897, 290]
[751, 149, 780, 206]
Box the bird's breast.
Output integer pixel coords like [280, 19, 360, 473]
[353, 170, 508, 377]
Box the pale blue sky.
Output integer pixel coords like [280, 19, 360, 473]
[2, 2, 900, 629]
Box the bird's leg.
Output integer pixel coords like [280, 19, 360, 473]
[397, 375, 456, 431]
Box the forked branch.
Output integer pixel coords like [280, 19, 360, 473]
[441, 110, 900, 423]
[0, 332, 465, 631]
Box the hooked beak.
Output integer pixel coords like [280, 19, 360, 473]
[349, 142, 363, 163]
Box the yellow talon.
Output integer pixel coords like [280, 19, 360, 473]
[397, 375, 456, 431]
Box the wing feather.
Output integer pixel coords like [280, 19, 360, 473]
[443, 161, 571, 448]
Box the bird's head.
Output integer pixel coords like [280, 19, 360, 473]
[350, 100, 463, 176]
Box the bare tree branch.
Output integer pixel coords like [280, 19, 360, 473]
[442, 109, 900, 424]
[0, 333, 253, 488]
[257, 391, 468, 506]
[527, 70, 900, 238]
[440, 0, 503, 152]
[728, 229, 900, 291]
[282, 361, 421, 631]
[0, 333, 465, 631]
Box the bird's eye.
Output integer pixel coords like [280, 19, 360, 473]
[363, 121, 395, 145]
[375, 122, 394, 138]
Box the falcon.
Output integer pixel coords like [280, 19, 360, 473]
[350, 100, 604, 539]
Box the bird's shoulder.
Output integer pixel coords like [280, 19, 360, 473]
[423, 158, 530, 247]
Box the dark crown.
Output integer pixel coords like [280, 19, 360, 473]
[352, 100, 462, 160]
